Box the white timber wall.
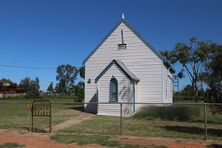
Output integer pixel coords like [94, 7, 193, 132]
[162, 65, 173, 103]
[85, 22, 165, 114]
[97, 64, 133, 117]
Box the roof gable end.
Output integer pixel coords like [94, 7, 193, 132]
[83, 19, 175, 73]
[95, 59, 139, 83]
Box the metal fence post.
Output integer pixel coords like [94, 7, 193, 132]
[204, 103, 207, 141]
[49, 102, 52, 133]
[31, 105, 33, 132]
[120, 102, 123, 135]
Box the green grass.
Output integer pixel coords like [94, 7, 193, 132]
[133, 105, 201, 121]
[1, 99, 222, 141]
[51, 133, 167, 148]
[0, 99, 81, 130]
[0, 143, 24, 148]
[60, 114, 222, 140]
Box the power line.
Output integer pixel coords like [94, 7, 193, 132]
[0, 64, 56, 70]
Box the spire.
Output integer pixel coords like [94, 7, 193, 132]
[122, 13, 125, 19]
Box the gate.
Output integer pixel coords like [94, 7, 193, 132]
[31, 99, 51, 132]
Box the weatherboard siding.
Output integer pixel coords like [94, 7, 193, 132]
[85, 22, 165, 113]
[97, 64, 132, 117]
[162, 65, 173, 103]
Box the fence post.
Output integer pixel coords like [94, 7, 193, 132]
[30, 106, 32, 132]
[31, 113, 33, 132]
[204, 103, 207, 141]
[49, 102, 52, 133]
[120, 102, 123, 135]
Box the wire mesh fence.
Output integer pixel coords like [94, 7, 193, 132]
[0, 100, 222, 141]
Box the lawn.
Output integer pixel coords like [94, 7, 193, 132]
[60, 111, 222, 141]
[0, 99, 79, 131]
[1, 99, 222, 142]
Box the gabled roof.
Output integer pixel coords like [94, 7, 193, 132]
[95, 59, 139, 83]
[83, 19, 175, 73]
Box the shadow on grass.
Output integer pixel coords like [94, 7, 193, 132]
[162, 125, 222, 137]
[193, 119, 222, 125]
[207, 144, 222, 148]
[67, 106, 84, 111]
[22, 127, 49, 133]
[77, 130, 120, 136]
[66, 105, 97, 116]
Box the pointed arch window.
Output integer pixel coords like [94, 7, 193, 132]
[110, 77, 118, 102]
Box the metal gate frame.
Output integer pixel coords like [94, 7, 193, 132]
[31, 99, 51, 132]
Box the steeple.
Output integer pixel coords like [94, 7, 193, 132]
[122, 13, 125, 19]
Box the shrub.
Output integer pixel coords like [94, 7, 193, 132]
[133, 105, 200, 121]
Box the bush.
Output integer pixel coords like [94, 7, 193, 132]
[133, 105, 200, 121]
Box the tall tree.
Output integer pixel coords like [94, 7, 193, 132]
[161, 37, 214, 101]
[47, 82, 54, 93]
[79, 66, 85, 79]
[35, 77, 40, 91]
[56, 64, 78, 94]
[20, 77, 40, 98]
[203, 45, 222, 103]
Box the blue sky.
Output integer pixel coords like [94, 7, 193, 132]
[0, 0, 222, 90]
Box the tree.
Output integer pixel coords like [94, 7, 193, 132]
[69, 81, 84, 102]
[161, 37, 214, 102]
[20, 77, 40, 98]
[203, 45, 222, 103]
[202, 45, 222, 114]
[160, 50, 177, 64]
[35, 77, 40, 91]
[0, 78, 13, 84]
[79, 66, 85, 79]
[77, 81, 84, 88]
[47, 82, 54, 93]
[56, 64, 78, 94]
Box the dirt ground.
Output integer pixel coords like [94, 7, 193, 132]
[0, 132, 105, 148]
[0, 131, 216, 148]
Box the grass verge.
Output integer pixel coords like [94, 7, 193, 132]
[51, 133, 167, 148]
[60, 115, 222, 140]
[0, 143, 24, 148]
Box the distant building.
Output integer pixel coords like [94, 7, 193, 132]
[0, 82, 26, 98]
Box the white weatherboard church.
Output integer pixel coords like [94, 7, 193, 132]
[83, 16, 174, 117]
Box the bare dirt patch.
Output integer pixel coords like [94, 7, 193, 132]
[1, 129, 221, 148]
[0, 132, 105, 148]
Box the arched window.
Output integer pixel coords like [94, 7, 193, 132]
[110, 77, 118, 102]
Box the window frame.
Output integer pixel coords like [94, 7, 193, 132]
[109, 77, 118, 102]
